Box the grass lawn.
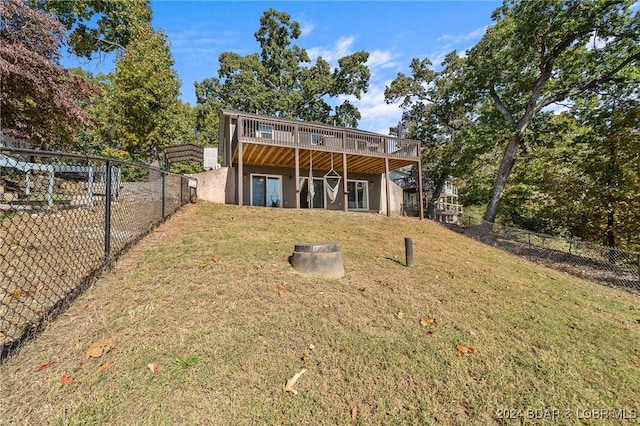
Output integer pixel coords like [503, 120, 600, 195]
[1, 202, 639, 425]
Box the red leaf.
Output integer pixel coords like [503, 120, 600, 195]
[36, 362, 54, 371]
[351, 406, 358, 420]
[61, 375, 73, 385]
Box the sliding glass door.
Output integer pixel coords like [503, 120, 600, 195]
[347, 180, 368, 210]
[251, 174, 282, 207]
[299, 177, 325, 209]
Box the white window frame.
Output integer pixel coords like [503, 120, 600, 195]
[347, 179, 369, 210]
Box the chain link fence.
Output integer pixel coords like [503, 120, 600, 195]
[455, 217, 640, 291]
[1, 147, 194, 361]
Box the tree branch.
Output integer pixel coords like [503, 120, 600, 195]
[489, 85, 517, 129]
[94, 36, 127, 52]
[536, 50, 640, 113]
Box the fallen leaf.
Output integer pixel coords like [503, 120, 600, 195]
[148, 363, 160, 375]
[420, 316, 436, 327]
[98, 362, 114, 371]
[36, 362, 54, 371]
[395, 310, 404, 319]
[456, 343, 476, 357]
[83, 305, 93, 311]
[212, 256, 219, 262]
[323, 303, 329, 308]
[11, 289, 27, 298]
[351, 406, 358, 420]
[308, 343, 316, 350]
[425, 330, 434, 336]
[61, 375, 73, 385]
[162, 296, 171, 302]
[85, 339, 115, 359]
[283, 368, 307, 395]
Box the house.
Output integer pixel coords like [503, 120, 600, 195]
[390, 167, 420, 215]
[391, 167, 464, 223]
[426, 179, 464, 224]
[214, 110, 423, 217]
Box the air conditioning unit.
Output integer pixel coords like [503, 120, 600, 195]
[255, 130, 272, 139]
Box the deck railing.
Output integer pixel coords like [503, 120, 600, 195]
[235, 115, 420, 160]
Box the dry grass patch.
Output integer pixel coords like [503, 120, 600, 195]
[1, 202, 639, 425]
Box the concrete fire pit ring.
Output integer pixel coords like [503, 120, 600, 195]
[288, 242, 345, 279]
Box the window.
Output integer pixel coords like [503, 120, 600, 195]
[251, 174, 282, 207]
[256, 124, 273, 139]
[347, 180, 368, 210]
[409, 193, 417, 208]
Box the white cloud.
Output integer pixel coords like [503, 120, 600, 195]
[307, 36, 355, 63]
[299, 21, 316, 37]
[430, 26, 487, 65]
[437, 26, 487, 44]
[366, 50, 399, 69]
[342, 82, 403, 135]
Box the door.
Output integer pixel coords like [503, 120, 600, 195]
[300, 177, 325, 208]
[347, 180, 368, 210]
[251, 174, 282, 207]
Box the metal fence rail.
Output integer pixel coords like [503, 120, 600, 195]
[0, 147, 193, 360]
[459, 217, 640, 291]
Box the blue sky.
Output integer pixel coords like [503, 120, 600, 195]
[70, 1, 502, 135]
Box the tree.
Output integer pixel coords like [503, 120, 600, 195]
[466, 0, 640, 226]
[28, 0, 151, 58]
[109, 23, 182, 164]
[385, 53, 487, 218]
[193, 78, 222, 146]
[570, 85, 640, 250]
[196, 8, 370, 129]
[0, 0, 97, 147]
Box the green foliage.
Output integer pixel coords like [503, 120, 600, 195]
[173, 355, 202, 369]
[30, 0, 152, 58]
[169, 161, 203, 175]
[466, 0, 640, 224]
[110, 23, 183, 164]
[196, 8, 370, 129]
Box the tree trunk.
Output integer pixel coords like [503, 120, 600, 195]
[483, 134, 522, 227]
[426, 171, 449, 220]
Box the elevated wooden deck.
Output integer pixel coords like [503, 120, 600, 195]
[225, 111, 420, 175]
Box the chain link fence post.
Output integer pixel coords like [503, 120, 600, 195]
[104, 160, 112, 269]
[161, 171, 166, 224]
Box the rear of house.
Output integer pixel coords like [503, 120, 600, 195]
[217, 110, 423, 217]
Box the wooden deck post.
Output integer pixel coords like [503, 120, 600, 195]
[342, 151, 348, 212]
[417, 154, 424, 221]
[385, 157, 391, 217]
[294, 147, 300, 209]
[237, 140, 243, 206]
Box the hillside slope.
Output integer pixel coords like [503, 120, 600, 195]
[1, 202, 639, 425]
